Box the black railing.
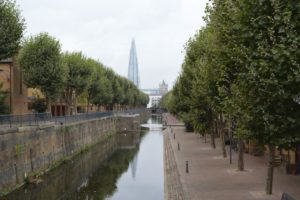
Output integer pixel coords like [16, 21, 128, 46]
[53, 111, 114, 125]
[0, 108, 148, 129]
[0, 112, 52, 128]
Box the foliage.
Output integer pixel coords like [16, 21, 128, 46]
[86, 60, 149, 109]
[31, 97, 47, 113]
[167, 0, 300, 195]
[0, 0, 25, 60]
[62, 52, 93, 114]
[0, 82, 9, 114]
[18, 33, 67, 102]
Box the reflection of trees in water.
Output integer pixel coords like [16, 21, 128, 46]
[76, 131, 149, 199]
[3, 132, 145, 200]
[75, 147, 139, 200]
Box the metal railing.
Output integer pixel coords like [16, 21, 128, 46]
[0, 113, 52, 129]
[53, 111, 114, 125]
[0, 108, 148, 129]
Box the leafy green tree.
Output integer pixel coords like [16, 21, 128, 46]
[87, 65, 114, 111]
[18, 33, 67, 110]
[167, 0, 299, 195]
[63, 52, 93, 114]
[123, 81, 135, 108]
[0, 0, 25, 60]
[223, 0, 300, 194]
[205, 0, 300, 194]
[90, 76, 113, 111]
[0, 83, 9, 114]
[86, 59, 104, 112]
[104, 68, 118, 110]
[31, 97, 47, 113]
[112, 77, 125, 108]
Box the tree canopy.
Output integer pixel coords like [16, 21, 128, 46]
[0, 0, 25, 60]
[18, 33, 67, 103]
[166, 0, 300, 195]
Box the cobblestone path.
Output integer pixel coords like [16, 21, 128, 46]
[164, 127, 188, 200]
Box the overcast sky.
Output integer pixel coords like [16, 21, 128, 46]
[17, 0, 208, 89]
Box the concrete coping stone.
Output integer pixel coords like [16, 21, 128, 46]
[38, 122, 56, 129]
[116, 113, 140, 118]
[0, 127, 19, 135]
[53, 116, 114, 129]
[18, 126, 38, 132]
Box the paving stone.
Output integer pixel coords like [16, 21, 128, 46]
[163, 113, 300, 200]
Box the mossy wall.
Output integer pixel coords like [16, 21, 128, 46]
[0, 113, 148, 193]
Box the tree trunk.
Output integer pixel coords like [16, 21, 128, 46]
[65, 89, 73, 115]
[211, 127, 216, 149]
[46, 97, 51, 114]
[266, 145, 275, 195]
[220, 114, 227, 158]
[238, 138, 244, 171]
[86, 97, 90, 113]
[221, 127, 227, 158]
[73, 91, 77, 115]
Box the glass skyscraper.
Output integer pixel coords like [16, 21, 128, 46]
[127, 39, 140, 88]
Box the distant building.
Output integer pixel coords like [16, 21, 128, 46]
[127, 39, 140, 88]
[142, 80, 168, 108]
[159, 80, 168, 95]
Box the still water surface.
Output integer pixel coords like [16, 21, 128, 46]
[4, 116, 163, 200]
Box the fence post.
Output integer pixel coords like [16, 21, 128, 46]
[36, 113, 38, 126]
[186, 161, 189, 173]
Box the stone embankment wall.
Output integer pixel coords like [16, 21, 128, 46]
[0, 112, 149, 193]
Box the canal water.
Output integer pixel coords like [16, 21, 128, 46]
[3, 116, 163, 200]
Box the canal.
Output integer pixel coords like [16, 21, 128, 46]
[3, 116, 163, 200]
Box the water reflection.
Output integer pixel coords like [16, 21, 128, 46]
[110, 116, 163, 200]
[3, 116, 163, 200]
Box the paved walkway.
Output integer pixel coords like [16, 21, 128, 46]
[164, 127, 187, 200]
[163, 113, 300, 200]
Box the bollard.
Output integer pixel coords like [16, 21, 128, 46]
[178, 142, 180, 150]
[186, 161, 189, 173]
[174, 133, 176, 139]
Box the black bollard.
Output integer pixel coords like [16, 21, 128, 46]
[178, 142, 180, 150]
[186, 161, 189, 173]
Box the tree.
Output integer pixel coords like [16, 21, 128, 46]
[208, 0, 300, 194]
[18, 33, 67, 110]
[90, 76, 113, 111]
[86, 59, 104, 112]
[63, 52, 93, 115]
[167, 0, 300, 195]
[0, 82, 9, 114]
[225, 0, 300, 194]
[31, 97, 47, 113]
[112, 77, 125, 109]
[0, 0, 25, 60]
[104, 68, 118, 110]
